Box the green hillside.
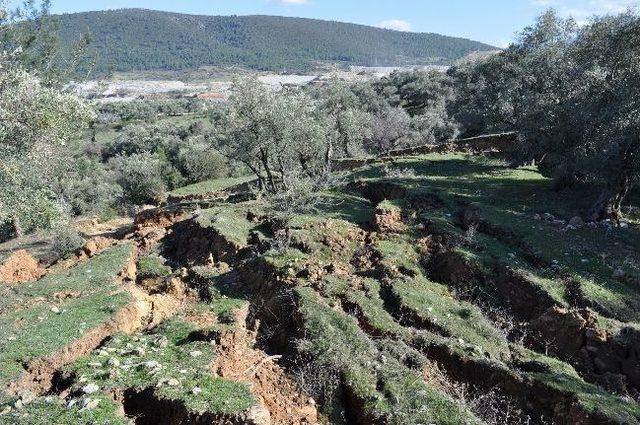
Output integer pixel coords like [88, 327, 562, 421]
[56, 8, 496, 73]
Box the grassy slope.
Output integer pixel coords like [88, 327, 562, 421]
[3, 155, 639, 423]
[351, 154, 640, 321]
[0, 244, 135, 389]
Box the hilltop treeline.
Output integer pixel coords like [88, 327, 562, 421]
[55, 9, 495, 73]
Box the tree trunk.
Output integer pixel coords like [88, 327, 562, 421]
[324, 141, 334, 174]
[588, 180, 632, 224]
[11, 214, 23, 238]
[259, 148, 277, 193]
[589, 147, 635, 224]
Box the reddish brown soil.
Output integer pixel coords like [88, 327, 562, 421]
[0, 250, 46, 283]
[213, 306, 318, 425]
[373, 205, 404, 233]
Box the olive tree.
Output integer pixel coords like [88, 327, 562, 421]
[221, 77, 330, 193]
[315, 79, 372, 165]
[450, 9, 640, 221]
[0, 60, 94, 235]
[367, 107, 413, 155]
[0, 0, 92, 84]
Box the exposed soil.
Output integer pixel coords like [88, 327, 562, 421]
[213, 328, 319, 425]
[0, 249, 46, 283]
[372, 204, 404, 233]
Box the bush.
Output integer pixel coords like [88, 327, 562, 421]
[104, 123, 182, 159]
[56, 157, 122, 217]
[177, 137, 229, 183]
[51, 225, 84, 258]
[111, 153, 167, 205]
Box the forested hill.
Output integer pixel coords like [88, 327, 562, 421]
[56, 8, 496, 73]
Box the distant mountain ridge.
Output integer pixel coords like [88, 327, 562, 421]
[56, 9, 496, 73]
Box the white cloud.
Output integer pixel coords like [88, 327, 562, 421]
[377, 19, 413, 32]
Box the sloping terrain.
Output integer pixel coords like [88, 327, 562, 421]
[55, 9, 496, 73]
[1, 153, 639, 424]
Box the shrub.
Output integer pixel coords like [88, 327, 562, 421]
[104, 123, 182, 159]
[51, 224, 84, 259]
[56, 157, 122, 217]
[111, 153, 167, 205]
[177, 137, 229, 183]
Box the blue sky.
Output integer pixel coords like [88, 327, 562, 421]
[46, 0, 639, 47]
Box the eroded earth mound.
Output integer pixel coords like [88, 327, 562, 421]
[1, 153, 639, 424]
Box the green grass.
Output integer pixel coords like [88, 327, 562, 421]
[137, 255, 172, 279]
[6, 394, 128, 425]
[340, 278, 408, 337]
[351, 154, 640, 321]
[514, 348, 640, 423]
[0, 244, 136, 388]
[196, 202, 263, 248]
[390, 276, 509, 360]
[295, 287, 481, 424]
[67, 318, 254, 415]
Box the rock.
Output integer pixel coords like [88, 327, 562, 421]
[156, 336, 169, 348]
[543, 213, 555, 221]
[82, 383, 100, 394]
[50, 306, 61, 314]
[108, 357, 121, 367]
[18, 390, 35, 404]
[82, 398, 100, 410]
[0, 406, 11, 415]
[167, 378, 180, 386]
[134, 347, 146, 356]
[144, 360, 160, 370]
[83, 236, 114, 257]
[568, 216, 585, 228]
[189, 350, 203, 358]
[192, 387, 202, 395]
[83, 240, 98, 257]
[587, 222, 598, 229]
[533, 214, 541, 221]
[372, 204, 404, 233]
[529, 307, 588, 359]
